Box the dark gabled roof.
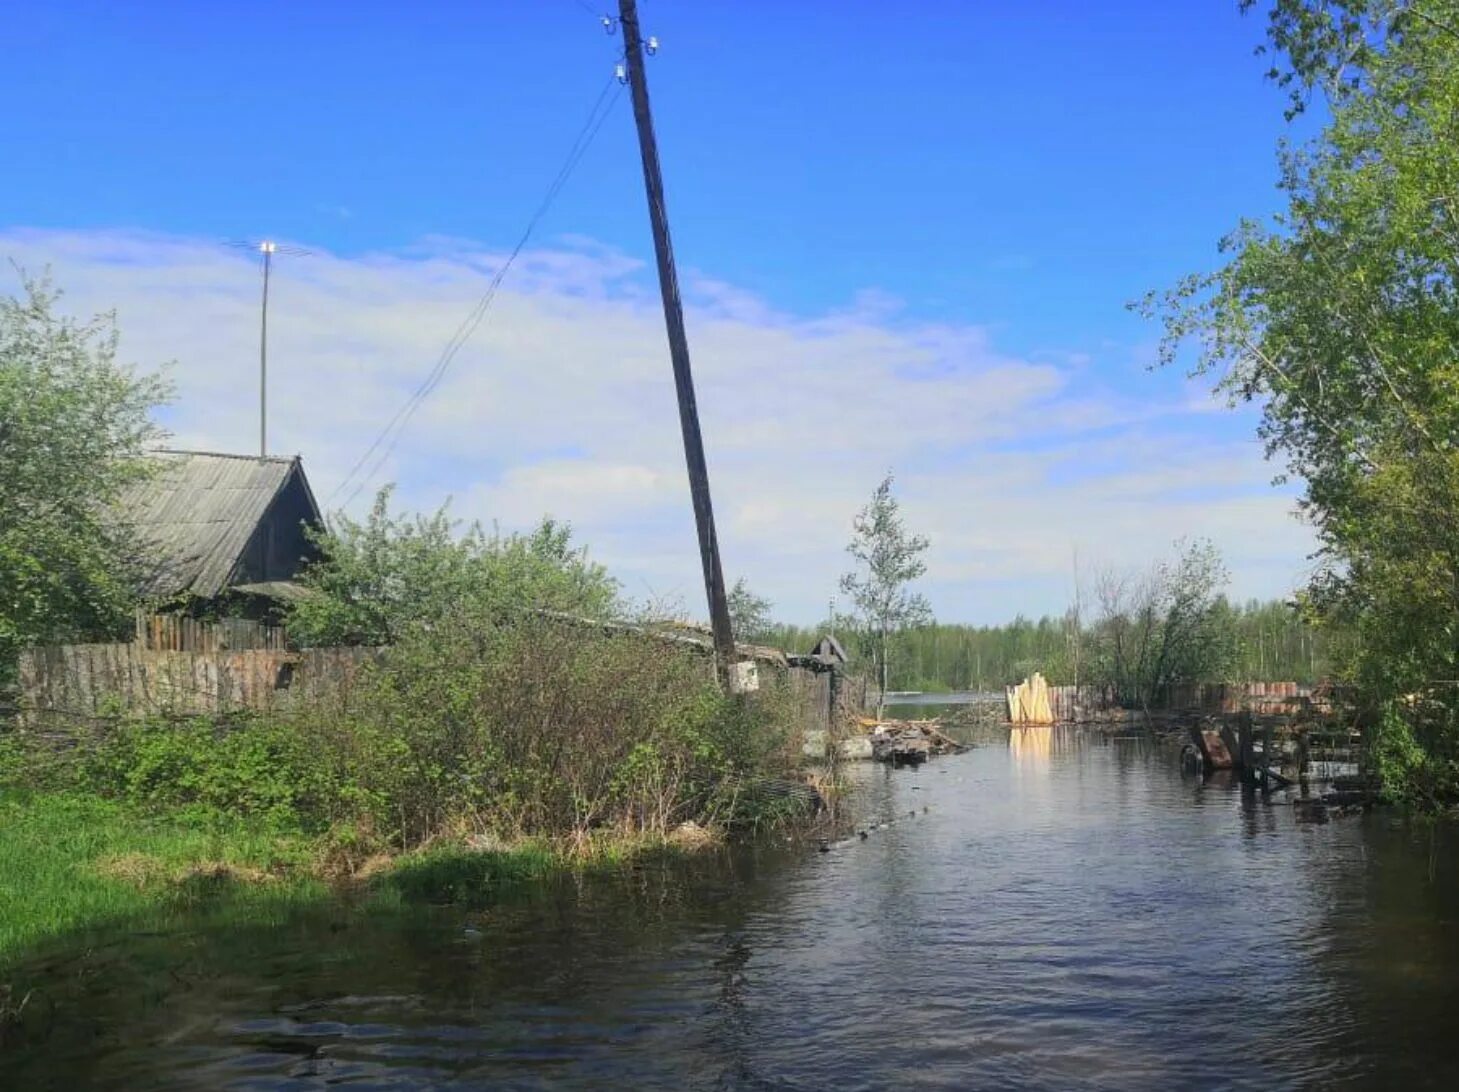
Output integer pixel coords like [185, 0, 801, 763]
[120, 450, 322, 599]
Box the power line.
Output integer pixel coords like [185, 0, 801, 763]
[327, 74, 624, 511]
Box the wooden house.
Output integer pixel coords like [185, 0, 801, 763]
[119, 450, 324, 613]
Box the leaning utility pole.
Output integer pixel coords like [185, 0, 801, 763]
[618, 0, 737, 674]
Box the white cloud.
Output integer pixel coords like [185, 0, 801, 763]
[2, 226, 1314, 624]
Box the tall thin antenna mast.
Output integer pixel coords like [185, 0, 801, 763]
[259, 241, 274, 457]
[226, 239, 310, 457]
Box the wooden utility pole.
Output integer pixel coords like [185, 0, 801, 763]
[618, 0, 737, 673]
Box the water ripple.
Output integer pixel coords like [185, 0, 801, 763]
[9, 734, 1459, 1090]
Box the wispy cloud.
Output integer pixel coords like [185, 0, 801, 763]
[2, 226, 1312, 623]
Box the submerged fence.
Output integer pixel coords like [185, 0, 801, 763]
[1041, 681, 1317, 723]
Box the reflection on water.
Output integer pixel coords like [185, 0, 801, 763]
[1008, 724, 1054, 763]
[6, 733, 1459, 1089]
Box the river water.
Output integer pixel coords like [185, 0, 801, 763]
[7, 727, 1459, 1089]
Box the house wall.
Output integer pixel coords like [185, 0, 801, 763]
[235, 470, 321, 585]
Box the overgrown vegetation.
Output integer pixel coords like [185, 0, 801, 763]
[1, 462, 812, 967]
[289, 487, 618, 647]
[0, 615, 807, 963]
[0, 277, 169, 687]
[8, 623, 804, 851]
[1146, 0, 1459, 803]
[0, 789, 325, 966]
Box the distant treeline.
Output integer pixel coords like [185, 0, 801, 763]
[762, 598, 1338, 692]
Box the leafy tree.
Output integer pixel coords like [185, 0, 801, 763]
[726, 577, 773, 644]
[1143, 0, 1459, 798]
[1089, 541, 1236, 711]
[839, 473, 932, 711]
[288, 487, 618, 647]
[762, 597, 1331, 692]
[0, 278, 168, 684]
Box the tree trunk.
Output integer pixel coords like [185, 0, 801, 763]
[878, 627, 889, 719]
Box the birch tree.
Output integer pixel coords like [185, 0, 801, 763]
[726, 578, 773, 644]
[840, 473, 931, 712]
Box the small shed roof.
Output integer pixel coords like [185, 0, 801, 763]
[810, 634, 848, 664]
[120, 450, 322, 599]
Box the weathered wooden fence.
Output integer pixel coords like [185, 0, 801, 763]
[17, 638, 860, 739]
[133, 610, 286, 653]
[1042, 681, 1317, 722]
[17, 644, 376, 721]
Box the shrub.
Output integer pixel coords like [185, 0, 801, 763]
[4, 614, 808, 852]
[295, 611, 805, 847]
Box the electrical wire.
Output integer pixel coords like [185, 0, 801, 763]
[327, 74, 624, 511]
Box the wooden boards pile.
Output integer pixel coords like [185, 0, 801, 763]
[1007, 673, 1055, 725]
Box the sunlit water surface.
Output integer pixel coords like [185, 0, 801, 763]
[6, 727, 1459, 1089]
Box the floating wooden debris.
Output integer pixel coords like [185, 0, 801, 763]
[859, 717, 966, 767]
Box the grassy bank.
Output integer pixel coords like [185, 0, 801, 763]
[0, 616, 820, 974]
[0, 790, 326, 966]
[0, 787, 744, 973]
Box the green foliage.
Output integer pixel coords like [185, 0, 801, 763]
[318, 613, 801, 846]
[19, 716, 340, 833]
[288, 487, 619, 647]
[8, 616, 805, 853]
[1089, 540, 1238, 709]
[383, 844, 555, 908]
[1146, 0, 1459, 800]
[0, 277, 170, 684]
[763, 595, 1333, 693]
[839, 473, 932, 703]
[727, 577, 774, 644]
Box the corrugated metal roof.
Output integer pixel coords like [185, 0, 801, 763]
[120, 450, 316, 599]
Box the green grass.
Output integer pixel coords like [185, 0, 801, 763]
[0, 789, 326, 968]
[0, 789, 735, 973]
[381, 843, 559, 908]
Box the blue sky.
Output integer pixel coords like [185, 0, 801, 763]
[4, 2, 1318, 625]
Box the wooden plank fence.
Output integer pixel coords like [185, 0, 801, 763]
[1041, 681, 1318, 723]
[17, 638, 862, 734]
[133, 610, 287, 652]
[17, 644, 377, 721]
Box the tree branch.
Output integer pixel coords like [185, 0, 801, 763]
[1238, 335, 1385, 473]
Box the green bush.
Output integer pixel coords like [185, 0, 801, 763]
[1371, 702, 1459, 810]
[4, 614, 807, 851]
[52, 716, 344, 832]
[305, 612, 804, 846]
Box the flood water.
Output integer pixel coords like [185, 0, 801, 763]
[7, 728, 1459, 1089]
